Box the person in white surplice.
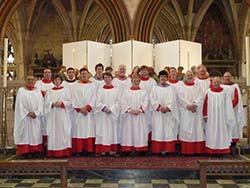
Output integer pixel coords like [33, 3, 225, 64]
[14, 74, 44, 157]
[90, 63, 105, 88]
[71, 68, 97, 155]
[45, 75, 72, 157]
[95, 72, 119, 156]
[194, 64, 211, 94]
[35, 68, 54, 145]
[178, 71, 205, 154]
[203, 76, 236, 155]
[120, 74, 149, 155]
[150, 70, 179, 154]
[221, 72, 245, 145]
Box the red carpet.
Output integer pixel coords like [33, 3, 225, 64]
[68, 156, 215, 170]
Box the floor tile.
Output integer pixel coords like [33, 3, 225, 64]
[220, 185, 240, 188]
[186, 185, 200, 188]
[15, 183, 34, 187]
[101, 183, 119, 187]
[183, 180, 200, 184]
[68, 183, 85, 187]
[151, 179, 168, 184]
[85, 179, 103, 184]
[134, 183, 153, 188]
[119, 183, 135, 187]
[153, 183, 170, 188]
[168, 179, 185, 184]
[84, 183, 102, 187]
[216, 180, 236, 184]
[21, 179, 40, 183]
[238, 184, 250, 188]
[207, 184, 223, 188]
[31, 183, 52, 187]
[0, 183, 17, 187]
[118, 179, 135, 184]
[169, 184, 188, 188]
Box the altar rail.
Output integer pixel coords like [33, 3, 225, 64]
[199, 159, 250, 188]
[0, 159, 68, 188]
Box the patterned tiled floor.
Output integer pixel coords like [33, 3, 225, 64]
[0, 178, 249, 188]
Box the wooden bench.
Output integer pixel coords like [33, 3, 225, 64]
[0, 159, 68, 188]
[199, 160, 250, 188]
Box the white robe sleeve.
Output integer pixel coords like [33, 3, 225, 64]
[95, 88, 106, 112]
[44, 90, 53, 116]
[140, 91, 149, 113]
[150, 86, 160, 111]
[225, 92, 236, 140]
[33, 91, 44, 117]
[235, 85, 245, 130]
[177, 87, 190, 109]
[167, 88, 179, 124]
[121, 90, 130, 114]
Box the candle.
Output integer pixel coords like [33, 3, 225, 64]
[72, 48, 75, 68]
[3, 38, 8, 88]
[187, 49, 190, 70]
[246, 37, 250, 86]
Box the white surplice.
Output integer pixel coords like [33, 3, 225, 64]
[150, 84, 179, 153]
[120, 88, 149, 151]
[14, 87, 44, 155]
[44, 87, 72, 157]
[178, 82, 205, 154]
[221, 83, 245, 141]
[95, 85, 119, 153]
[203, 87, 236, 153]
[71, 81, 97, 153]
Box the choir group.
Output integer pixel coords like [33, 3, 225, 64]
[14, 63, 245, 158]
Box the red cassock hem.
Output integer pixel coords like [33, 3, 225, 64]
[47, 148, 72, 157]
[181, 141, 205, 154]
[151, 140, 177, 153]
[121, 145, 148, 152]
[72, 137, 95, 153]
[42, 135, 48, 144]
[17, 144, 43, 155]
[205, 146, 230, 154]
[232, 138, 240, 143]
[95, 144, 118, 154]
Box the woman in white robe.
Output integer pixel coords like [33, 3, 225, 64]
[120, 74, 149, 153]
[178, 71, 205, 154]
[150, 70, 179, 154]
[45, 75, 72, 157]
[14, 75, 44, 156]
[95, 72, 119, 155]
[203, 77, 236, 154]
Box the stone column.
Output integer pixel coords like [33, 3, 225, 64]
[0, 45, 3, 147]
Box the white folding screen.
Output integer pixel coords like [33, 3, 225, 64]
[63, 39, 202, 75]
[155, 40, 201, 73]
[63, 41, 87, 69]
[132, 40, 153, 69]
[87, 41, 110, 74]
[112, 40, 132, 73]
[63, 41, 110, 74]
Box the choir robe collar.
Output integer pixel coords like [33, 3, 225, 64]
[52, 86, 64, 90]
[223, 82, 234, 85]
[103, 85, 114, 89]
[25, 85, 35, 91]
[184, 81, 195, 86]
[168, 79, 179, 84]
[140, 76, 149, 81]
[42, 79, 52, 84]
[211, 87, 223, 92]
[197, 76, 208, 80]
[79, 80, 91, 84]
[65, 79, 76, 83]
[158, 83, 169, 87]
[117, 75, 127, 80]
[130, 87, 141, 90]
[93, 75, 103, 81]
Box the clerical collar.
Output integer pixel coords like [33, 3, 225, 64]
[103, 85, 114, 89]
[130, 87, 141, 90]
[26, 85, 35, 91]
[79, 80, 91, 84]
[211, 87, 223, 92]
[66, 79, 76, 83]
[52, 86, 64, 90]
[118, 75, 127, 80]
[94, 75, 103, 81]
[223, 82, 234, 85]
[140, 76, 149, 81]
[42, 79, 52, 84]
[184, 81, 195, 86]
[197, 76, 208, 80]
[168, 79, 179, 84]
